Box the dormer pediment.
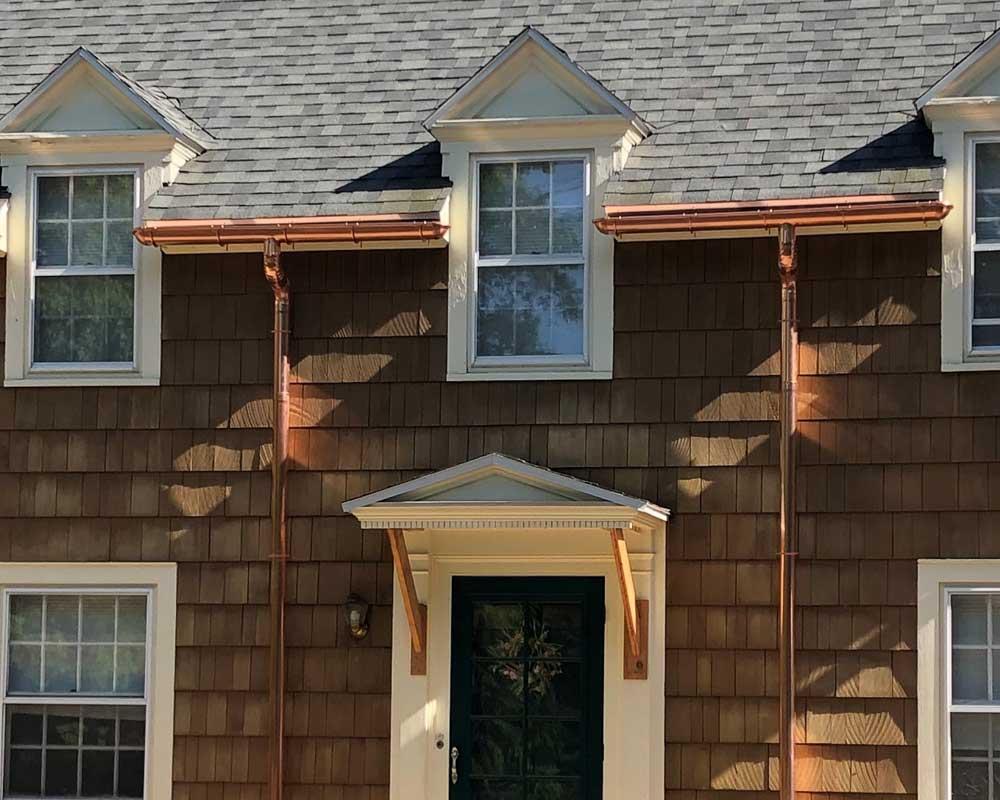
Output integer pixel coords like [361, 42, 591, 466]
[342, 453, 669, 530]
[424, 28, 649, 138]
[0, 47, 209, 153]
[918, 29, 1000, 114]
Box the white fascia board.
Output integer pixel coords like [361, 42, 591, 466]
[0, 48, 206, 154]
[342, 452, 669, 519]
[423, 27, 650, 136]
[916, 28, 1000, 110]
[350, 502, 664, 530]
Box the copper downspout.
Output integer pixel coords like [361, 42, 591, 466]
[777, 223, 798, 800]
[264, 238, 290, 800]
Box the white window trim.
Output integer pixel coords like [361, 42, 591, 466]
[0, 563, 175, 800]
[3, 151, 163, 387]
[917, 559, 1000, 800]
[440, 133, 624, 382]
[470, 153, 591, 369]
[388, 526, 666, 800]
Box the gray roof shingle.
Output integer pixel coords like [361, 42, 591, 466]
[1, 0, 998, 219]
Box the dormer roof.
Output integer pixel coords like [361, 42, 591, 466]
[0, 47, 210, 152]
[423, 27, 650, 137]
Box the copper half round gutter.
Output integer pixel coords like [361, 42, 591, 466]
[134, 213, 448, 247]
[264, 238, 290, 800]
[594, 194, 951, 236]
[777, 223, 798, 800]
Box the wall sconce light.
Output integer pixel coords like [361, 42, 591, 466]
[345, 594, 370, 640]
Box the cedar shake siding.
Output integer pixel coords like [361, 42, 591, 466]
[0, 227, 979, 799]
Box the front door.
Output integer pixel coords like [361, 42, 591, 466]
[449, 577, 604, 800]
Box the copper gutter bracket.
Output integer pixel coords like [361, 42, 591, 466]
[265, 237, 290, 800]
[386, 528, 427, 676]
[777, 223, 798, 800]
[609, 528, 648, 679]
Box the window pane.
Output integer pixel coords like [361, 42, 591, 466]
[119, 709, 145, 747]
[552, 207, 583, 254]
[526, 720, 582, 776]
[106, 220, 135, 266]
[480, 209, 513, 256]
[480, 163, 513, 208]
[80, 645, 115, 693]
[477, 265, 584, 358]
[8, 644, 41, 693]
[44, 644, 78, 693]
[526, 661, 582, 717]
[37, 177, 70, 220]
[82, 750, 115, 797]
[46, 712, 80, 746]
[953, 596, 989, 644]
[117, 750, 144, 798]
[46, 749, 79, 796]
[515, 163, 550, 207]
[72, 175, 105, 219]
[106, 175, 135, 218]
[553, 161, 584, 206]
[46, 596, 80, 642]
[976, 142, 1000, 243]
[71, 220, 105, 266]
[4, 706, 147, 800]
[81, 597, 115, 642]
[10, 595, 43, 641]
[972, 324, 1000, 348]
[34, 275, 135, 364]
[7, 748, 42, 796]
[954, 649, 990, 701]
[117, 597, 147, 643]
[116, 645, 146, 695]
[515, 208, 550, 255]
[37, 221, 69, 267]
[974, 251, 1000, 320]
[82, 709, 116, 746]
[473, 661, 524, 716]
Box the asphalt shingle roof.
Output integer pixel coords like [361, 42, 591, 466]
[1, 0, 999, 219]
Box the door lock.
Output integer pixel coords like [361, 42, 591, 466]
[450, 746, 459, 785]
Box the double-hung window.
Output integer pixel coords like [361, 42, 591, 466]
[31, 170, 138, 368]
[949, 591, 1000, 800]
[474, 157, 588, 364]
[1, 591, 150, 798]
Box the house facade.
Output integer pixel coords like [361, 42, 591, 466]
[1, 4, 1000, 800]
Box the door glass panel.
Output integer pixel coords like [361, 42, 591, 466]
[451, 578, 602, 800]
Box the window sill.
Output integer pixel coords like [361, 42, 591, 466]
[941, 357, 1000, 372]
[447, 367, 612, 382]
[5, 373, 159, 388]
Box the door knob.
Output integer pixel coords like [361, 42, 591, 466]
[450, 746, 459, 785]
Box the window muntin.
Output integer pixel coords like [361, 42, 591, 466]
[31, 172, 137, 367]
[2, 592, 149, 799]
[474, 158, 587, 362]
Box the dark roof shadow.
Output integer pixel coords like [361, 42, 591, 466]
[334, 142, 451, 195]
[819, 118, 942, 174]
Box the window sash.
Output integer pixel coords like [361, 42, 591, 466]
[472, 155, 590, 365]
[1, 590, 152, 705]
[29, 169, 140, 370]
[0, 590, 151, 799]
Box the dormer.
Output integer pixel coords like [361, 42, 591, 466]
[0, 48, 209, 388]
[918, 31, 1000, 373]
[427, 28, 649, 383]
[0, 47, 208, 160]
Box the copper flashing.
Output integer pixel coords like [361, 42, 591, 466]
[594, 195, 951, 236]
[134, 213, 448, 247]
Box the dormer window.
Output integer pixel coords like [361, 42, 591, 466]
[973, 140, 1000, 350]
[424, 28, 649, 382]
[474, 156, 588, 363]
[32, 169, 138, 366]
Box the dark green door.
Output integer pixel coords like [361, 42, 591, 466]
[449, 577, 604, 800]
